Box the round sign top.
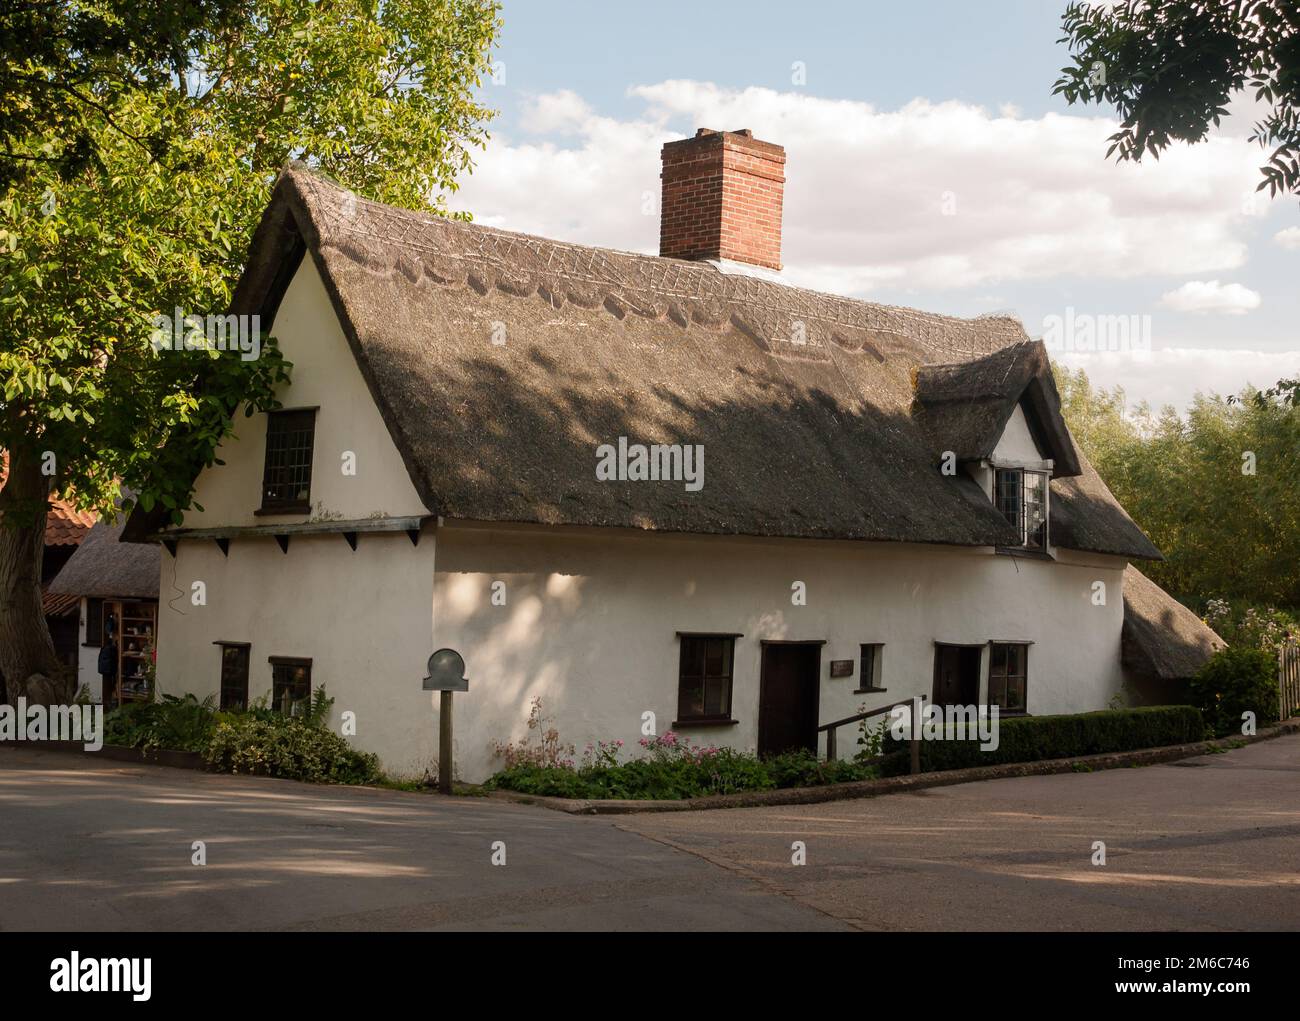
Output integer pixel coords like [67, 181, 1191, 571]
[423, 648, 468, 691]
[428, 648, 465, 678]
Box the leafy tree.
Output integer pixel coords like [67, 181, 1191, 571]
[0, 0, 238, 187]
[1056, 363, 1300, 614]
[1054, 1, 1300, 198]
[0, 0, 500, 701]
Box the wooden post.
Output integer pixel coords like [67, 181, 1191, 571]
[909, 694, 923, 775]
[439, 690, 453, 794]
[826, 727, 837, 762]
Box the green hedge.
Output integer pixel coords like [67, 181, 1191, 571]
[485, 747, 880, 801]
[1187, 647, 1280, 737]
[879, 705, 1206, 775]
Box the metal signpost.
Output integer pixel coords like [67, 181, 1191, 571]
[422, 648, 468, 794]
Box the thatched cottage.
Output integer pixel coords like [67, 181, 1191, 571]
[124, 129, 1220, 781]
[48, 517, 160, 704]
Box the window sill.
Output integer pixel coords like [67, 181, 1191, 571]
[853, 686, 888, 695]
[255, 504, 311, 517]
[671, 718, 740, 729]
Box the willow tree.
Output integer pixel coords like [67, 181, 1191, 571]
[0, 0, 500, 701]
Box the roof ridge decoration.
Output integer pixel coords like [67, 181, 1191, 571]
[286, 164, 1030, 367]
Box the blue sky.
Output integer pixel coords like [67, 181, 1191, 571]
[447, 1, 1300, 410]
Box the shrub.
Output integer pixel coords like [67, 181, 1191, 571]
[879, 705, 1206, 775]
[1188, 646, 1280, 737]
[103, 688, 381, 785]
[204, 713, 382, 785]
[764, 748, 877, 788]
[484, 723, 883, 800]
[103, 694, 217, 752]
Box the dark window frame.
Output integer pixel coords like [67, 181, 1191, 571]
[215, 641, 251, 712]
[269, 655, 313, 717]
[258, 408, 318, 514]
[675, 633, 738, 725]
[84, 597, 105, 647]
[995, 467, 1049, 549]
[987, 642, 1029, 715]
[855, 642, 886, 693]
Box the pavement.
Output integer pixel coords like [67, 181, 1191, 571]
[2, 734, 1298, 931]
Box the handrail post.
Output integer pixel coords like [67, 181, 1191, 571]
[826, 727, 836, 762]
[909, 695, 923, 775]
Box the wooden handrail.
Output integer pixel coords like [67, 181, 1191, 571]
[819, 694, 926, 773]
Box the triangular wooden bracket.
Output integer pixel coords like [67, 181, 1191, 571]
[274, 534, 290, 554]
[162, 539, 178, 558]
[215, 537, 230, 558]
[406, 528, 420, 547]
[343, 531, 358, 551]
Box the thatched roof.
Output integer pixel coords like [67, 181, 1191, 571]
[125, 164, 1160, 560]
[1122, 566, 1223, 681]
[914, 341, 1082, 476]
[47, 518, 159, 599]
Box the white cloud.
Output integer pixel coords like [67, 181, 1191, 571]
[1275, 226, 1300, 251]
[1057, 347, 1299, 411]
[450, 80, 1269, 294]
[1159, 280, 1261, 316]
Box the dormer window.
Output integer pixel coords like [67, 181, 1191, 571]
[995, 467, 1048, 549]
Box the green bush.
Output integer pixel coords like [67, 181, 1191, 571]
[103, 694, 217, 752]
[1188, 646, 1280, 737]
[204, 713, 382, 785]
[879, 705, 1206, 775]
[103, 688, 382, 785]
[484, 735, 881, 800]
[763, 749, 878, 788]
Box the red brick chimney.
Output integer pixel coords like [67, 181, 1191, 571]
[659, 128, 786, 271]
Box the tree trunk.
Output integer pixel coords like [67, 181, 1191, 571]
[0, 449, 65, 705]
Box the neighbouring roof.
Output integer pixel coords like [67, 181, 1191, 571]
[47, 518, 160, 599]
[126, 164, 1160, 560]
[0, 452, 97, 546]
[1122, 566, 1223, 681]
[41, 590, 80, 617]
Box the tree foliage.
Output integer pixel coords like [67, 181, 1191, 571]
[1054, 1, 1300, 199]
[0, 0, 500, 695]
[1055, 364, 1300, 617]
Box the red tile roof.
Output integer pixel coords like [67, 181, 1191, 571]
[0, 452, 97, 547]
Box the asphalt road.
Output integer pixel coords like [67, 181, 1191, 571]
[621, 734, 1300, 931]
[0, 748, 838, 931]
[1, 736, 1297, 931]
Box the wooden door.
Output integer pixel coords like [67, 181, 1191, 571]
[758, 643, 821, 757]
